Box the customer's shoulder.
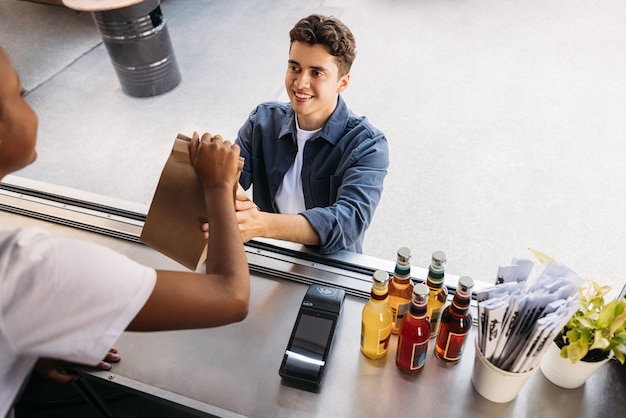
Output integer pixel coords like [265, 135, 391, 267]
[345, 111, 386, 141]
[337, 97, 385, 140]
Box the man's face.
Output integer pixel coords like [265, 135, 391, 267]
[285, 41, 350, 131]
[0, 47, 38, 179]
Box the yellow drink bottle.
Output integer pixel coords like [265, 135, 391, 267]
[361, 270, 393, 359]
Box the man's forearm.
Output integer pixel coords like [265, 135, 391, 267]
[261, 212, 320, 246]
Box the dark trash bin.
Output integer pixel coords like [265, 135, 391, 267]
[91, 0, 182, 97]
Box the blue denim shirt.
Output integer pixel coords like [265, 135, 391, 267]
[235, 95, 389, 254]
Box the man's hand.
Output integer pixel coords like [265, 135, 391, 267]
[33, 347, 121, 384]
[234, 202, 265, 243]
[201, 183, 259, 240]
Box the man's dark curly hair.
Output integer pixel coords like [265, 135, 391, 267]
[289, 14, 356, 77]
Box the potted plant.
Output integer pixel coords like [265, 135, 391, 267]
[540, 280, 626, 388]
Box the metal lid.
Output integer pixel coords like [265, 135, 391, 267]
[413, 283, 430, 298]
[372, 269, 389, 284]
[397, 247, 412, 262]
[458, 276, 474, 292]
[431, 250, 447, 266]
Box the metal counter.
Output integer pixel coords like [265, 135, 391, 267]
[84, 270, 625, 418]
[1, 195, 624, 418]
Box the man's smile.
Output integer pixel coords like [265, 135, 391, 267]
[294, 92, 313, 100]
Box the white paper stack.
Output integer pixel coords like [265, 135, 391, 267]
[476, 259, 582, 373]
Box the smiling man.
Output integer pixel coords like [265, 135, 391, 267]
[233, 14, 389, 254]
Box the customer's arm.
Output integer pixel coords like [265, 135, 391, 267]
[18, 133, 249, 384]
[235, 198, 320, 246]
[301, 134, 389, 254]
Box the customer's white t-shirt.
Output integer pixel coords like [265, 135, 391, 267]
[275, 119, 321, 214]
[0, 226, 156, 416]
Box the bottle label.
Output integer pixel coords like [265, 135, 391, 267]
[395, 303, 410, 328]
[410, 340, 428, 370]
[428, 307, 443, 338]
[429, 308, 442, 328]
[377, 324, 392, 355]
[440, 331, 468, 361]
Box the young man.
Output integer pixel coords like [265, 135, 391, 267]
[0, 46, 249, 416]
[231, 14, 389, 254]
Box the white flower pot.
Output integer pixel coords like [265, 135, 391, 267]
[539, 342, 610, 389]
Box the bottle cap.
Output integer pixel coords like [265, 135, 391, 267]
[372, 270, 389, 284]
[413, 283, 429, 298]
[397, 247, 412, 262]
[458, 276, 474, 292]
[431, 250, 447, 267]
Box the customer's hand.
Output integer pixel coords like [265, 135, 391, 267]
[201, 184, 257, 240]
[235, 203, 265, 243]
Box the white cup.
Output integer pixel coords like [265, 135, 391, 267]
[471, 338, 538, 403]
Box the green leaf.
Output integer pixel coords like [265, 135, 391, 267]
[597, 299, 617, 329]
[611, 341, 626, 365]
[565, 328, 579, 342]
[579, 327, 592, 344]
[590, 330, 610, 350]
[566, 339, 589, 363]
[577, 317, 594, 329]
[609, 303, 626, 334]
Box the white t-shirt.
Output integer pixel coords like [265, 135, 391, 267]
[275, 119, 321, 214]
[0, 226, 156, 415]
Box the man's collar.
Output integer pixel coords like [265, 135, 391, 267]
[278, 96, 348, 145]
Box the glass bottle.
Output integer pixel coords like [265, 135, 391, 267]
[396, 283, 431, 374]
[434, 276, 474, 364]
[388, 247, 414, 334]
[426, 250, 448, 338]
[361, 270, 393, 360]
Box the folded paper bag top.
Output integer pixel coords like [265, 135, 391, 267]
[140, 133, 243, 271]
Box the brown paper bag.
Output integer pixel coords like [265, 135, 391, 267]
[140, 133, 209, 271]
